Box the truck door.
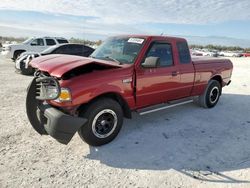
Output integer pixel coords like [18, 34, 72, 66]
[135, 41, 183, 108]
[176, 41, 195, 97]
[29, 38, 46, 52]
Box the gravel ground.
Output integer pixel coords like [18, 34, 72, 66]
[0, 55, 250, 188]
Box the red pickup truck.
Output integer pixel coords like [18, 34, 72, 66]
[26, 35, 233, 146]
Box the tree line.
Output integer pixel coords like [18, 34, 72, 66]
[1, 36, 249, 52]
[189, 44, 250, 52]
[68, 37, 102, 46]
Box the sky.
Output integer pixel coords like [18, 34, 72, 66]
[0, 0, 250, 47]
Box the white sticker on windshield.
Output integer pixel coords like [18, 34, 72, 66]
[128, 38, 144, 44]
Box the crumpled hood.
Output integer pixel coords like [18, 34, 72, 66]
[30, 54, 123, 78]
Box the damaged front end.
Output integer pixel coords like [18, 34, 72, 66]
[26, 72, 87, 144]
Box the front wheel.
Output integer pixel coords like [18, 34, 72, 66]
[13, 51, 23, 61]
[198, 80, 221, 108]
[20, 61, 35, 75]
[78, 98, 123, 146]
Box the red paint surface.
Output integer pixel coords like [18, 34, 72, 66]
[31, 35, 233, 111]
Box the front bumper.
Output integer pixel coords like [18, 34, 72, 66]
[26, 77, 87, 145]
[38, 104, 87, 144]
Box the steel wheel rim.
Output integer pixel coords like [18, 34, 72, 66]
[209, 87, 219, 104]
[92, 109, 118, 138]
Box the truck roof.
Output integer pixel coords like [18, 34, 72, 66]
[115, 34, 187, 42]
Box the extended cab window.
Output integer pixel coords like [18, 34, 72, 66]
[146, 43, 173, 67]
[177, 41, 191, 64]
[46, 39, 56, 46]
[31, 38, 44, 46]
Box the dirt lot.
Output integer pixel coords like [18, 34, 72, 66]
[0, 55, 250, 188]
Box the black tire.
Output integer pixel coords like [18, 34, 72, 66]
[26, 78, 47, 135]
[198, 80, 221, 108]
[13, 51, 24, 61]
[78, 98, 123, 146]
[20, 61, 35, 75]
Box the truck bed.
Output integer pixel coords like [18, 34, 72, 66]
[191, 57, 233, 96]
[192, 57, 231, 64]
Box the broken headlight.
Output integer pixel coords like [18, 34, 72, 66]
[35, 77, 61, 100]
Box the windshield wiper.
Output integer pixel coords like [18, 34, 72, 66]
[105, 56, 122, 65]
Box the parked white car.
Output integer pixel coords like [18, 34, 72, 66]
[197, 49, 218, 57]
[1, 37, 68, 60]
[219, 51, 242, 57]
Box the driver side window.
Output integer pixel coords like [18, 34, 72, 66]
[31, 38, 44, 46]
[145, 43, 173, 67]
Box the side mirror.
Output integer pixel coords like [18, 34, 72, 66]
[141, 56, 160, 68]
[30, 42, 37, 46]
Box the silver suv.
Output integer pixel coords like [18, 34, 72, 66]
[2, 37, 68, 60]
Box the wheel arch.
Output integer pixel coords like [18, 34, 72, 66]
[211, 75, 222, 86]
[13, 49, 26, 59]
[210, 75, 222, 94]
[77, 92, 132, 119]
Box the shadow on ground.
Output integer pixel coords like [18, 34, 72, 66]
[85, 94, 250, 183]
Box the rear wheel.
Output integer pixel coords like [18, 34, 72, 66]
[198, 80, 221, 108]
[78, 98, 123, 146]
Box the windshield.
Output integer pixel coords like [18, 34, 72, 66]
[41, 45, 58, 54]
[22, 38, 34, 44]
[91, 37, 145, 64]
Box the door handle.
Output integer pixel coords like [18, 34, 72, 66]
[172, 71, 179, 77]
